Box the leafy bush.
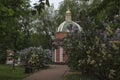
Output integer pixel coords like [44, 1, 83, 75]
[19, 46, 51, 70]
[64, 19, 120, 80]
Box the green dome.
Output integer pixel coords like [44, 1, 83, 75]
[57, 21, 82, 32]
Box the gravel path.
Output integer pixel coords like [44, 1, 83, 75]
[23, 65, 69, 80]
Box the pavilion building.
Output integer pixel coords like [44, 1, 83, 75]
[52, 8, 82, 63]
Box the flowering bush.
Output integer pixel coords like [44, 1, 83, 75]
[65, 21, 120, 80]
[19, 46, 51, 69]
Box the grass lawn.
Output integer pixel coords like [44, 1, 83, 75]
[0, 64, 27, 80]
[65, 74, 98, 80]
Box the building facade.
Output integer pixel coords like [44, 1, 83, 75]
[6, 50, 20, 66]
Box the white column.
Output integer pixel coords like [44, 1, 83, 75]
[52, 50, 54, 62]
[54, 49, 56, 62]
[60, 47, 63, 62]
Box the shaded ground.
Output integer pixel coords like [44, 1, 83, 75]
[23, 65, 69, 80]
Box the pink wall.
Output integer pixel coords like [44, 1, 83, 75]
[55, 32, 67, 39]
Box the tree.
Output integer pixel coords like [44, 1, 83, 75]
[0, 0, 30, 64]
[29, 4, 57, 49]
[0, 0, 50, 64]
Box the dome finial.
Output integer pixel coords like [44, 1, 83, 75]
[66, 6, 70, 13]
[66, 7, 71, 21]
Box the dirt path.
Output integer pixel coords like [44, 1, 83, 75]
[23, 65, 69, 80]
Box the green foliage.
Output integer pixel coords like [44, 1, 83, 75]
[89, 0, 120, 18]
[34, 0, 50, 14]
[20, 47, 51, 69]
[65, 74, 97, 80]
[0, 65, 27, 80]
[46, 0, 50, 7]
[0, 0, 31, 51]
[58, 0, 120, 80]
[30, 5, 57, 49]
[66, 27, 120, 80]
[0, 50, 6, 64]
[30, 33, 51, 49]
[0, 0, 50, 64]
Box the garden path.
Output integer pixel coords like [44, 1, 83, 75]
[23, 65, 69, 80]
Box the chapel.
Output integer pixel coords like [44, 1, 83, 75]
[52, 8, 82, 63]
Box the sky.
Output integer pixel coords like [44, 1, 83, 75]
[30, 0, 63, 9]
